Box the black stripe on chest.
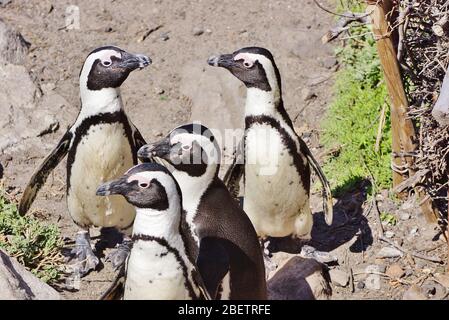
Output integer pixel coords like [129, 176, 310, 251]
[131, 234, 199, 299]
[67, 110, 137, 191]
[245, 115, 310, 192]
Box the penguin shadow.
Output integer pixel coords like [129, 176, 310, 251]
[267, 179, 373, 255]
[94, 227, 124, 259]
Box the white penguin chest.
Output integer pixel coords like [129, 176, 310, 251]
[244, 123, 310, 237]
[67, 122, 135, 228]
[124, 239, 195, 300]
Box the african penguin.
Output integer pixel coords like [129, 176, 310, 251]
[18, 46, 151, 275]
[138, 124, 267, 300]
[96, 163, 210, 300]
[207, 47, 333, 240]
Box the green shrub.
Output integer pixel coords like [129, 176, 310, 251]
[0, 187, 64, 283]
[321, 2, 392, 197]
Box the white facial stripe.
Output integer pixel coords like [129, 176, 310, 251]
[234, 53, 255, 68]
[171, 133, 220, 163]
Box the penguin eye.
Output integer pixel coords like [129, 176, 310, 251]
[243, 61, 254, 69]
[182, 145, 191, 151]
[102, 61, 112, 67]
[139, 183, 149, 189]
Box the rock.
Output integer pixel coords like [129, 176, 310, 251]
[356, 281, 365, 289]
[329, 268, 349, 287]
[0, 19, 30, 65]
[365, 265, 382, 290]
[0, 0, 11, 6]
[376, 246, 403, 259]
[0, 249, 61, 300]
[192, 27, 204, 36]
[180, 60, 245, 177]
[386, 264, 405, 279]
[403, 285, 427, 300]
[268, 256, 331, 300]
[410, 227, 419, 236]
[434, 274, 449, 288]
[154, 87, 165, 95]
[399, 211, 411, 221]
[160, 33, 170, 41]
[384, 231, 395, 238]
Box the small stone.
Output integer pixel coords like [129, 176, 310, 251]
[0, 0, 11, 6]
[386, 264, 405, 279]
[329, 268, 349, 287]
[356, 281, 365, 289]
[403, 285, 427, 300]
[105, 27, 113, 33]
[205, 29, 212, 34]
[376, 247, 403, 259]
[410, 227, 419, 235]
[192, 27, 204, 36]
[160, 33, 170, 41]
[399, 211, 411, 221]
[155, 87, 165, 95]
[365, 265, 381, 290]
[384, 231, 395, 238]
[422, 283, 436, 296]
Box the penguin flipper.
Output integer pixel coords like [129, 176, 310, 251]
[299, 139, 333, 226]
[99, 265, 126, 300]
[18, 131, 72, 216]
[132, 126, 147, 151]
[223, 138, 245, 199]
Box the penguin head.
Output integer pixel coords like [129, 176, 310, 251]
[138, 123, 221, 178]
[207, 47, 281, 93]
[80, 45, 151, 92]
[96, 163, 181, 212]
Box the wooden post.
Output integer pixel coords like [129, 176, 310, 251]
[367, 0, 438, 223]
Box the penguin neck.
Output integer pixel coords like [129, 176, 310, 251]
[172, 165, 217, 214]
[132, 206, 181, 241]
[245, 86, 293, 129]
[79, 86, 124, 119]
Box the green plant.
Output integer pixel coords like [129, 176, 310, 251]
[0, 187, 64, 283]
[321, 1, 392, 197]
[380, 212, 397, 226]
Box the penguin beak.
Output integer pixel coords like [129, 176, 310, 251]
[96, 177, 128, 196]
[138, 137, 171, 161]
[119, 52, 152, 70]
[207, 54, 235, 69]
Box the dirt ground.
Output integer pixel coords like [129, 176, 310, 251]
[0, 0, 447, 300]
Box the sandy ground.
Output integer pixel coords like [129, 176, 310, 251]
[1, 0, 447, 300]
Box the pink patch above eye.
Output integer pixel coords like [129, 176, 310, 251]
[234, 53, 255, 67]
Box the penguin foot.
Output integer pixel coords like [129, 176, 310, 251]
[106, 239, 132, 270]
[299, 245, 338, 264]
[70, 231, 99, 276]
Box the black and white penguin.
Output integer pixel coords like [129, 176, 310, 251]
[138, 124, 267, 300]
[207, 47, 333, 240]
[96, 163, 210, 300]
[19, 46, 151, 274]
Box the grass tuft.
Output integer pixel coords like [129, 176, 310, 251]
[0, 186, 64, 283]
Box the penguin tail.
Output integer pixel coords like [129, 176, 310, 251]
[304, 147, 333, 226]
